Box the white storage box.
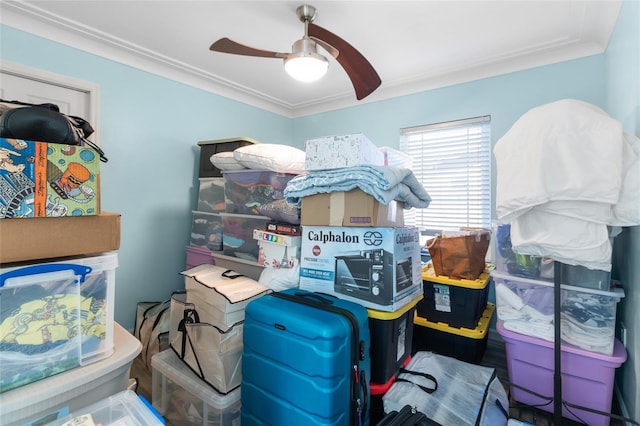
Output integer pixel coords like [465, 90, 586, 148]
[0, 322, 141, 426]
[44, 389, 164, 426]
[153, 349, 241, 425]
[253, 228, 301, 269]
[305, 133, 384, 171]
[182, 264, 269, 328]
[211, 252, 264, 281]
[299, 226, 423, 311]
[0, 252, 118, 392]
[380, 146, 412, 169]
[492, 270, 624, 355]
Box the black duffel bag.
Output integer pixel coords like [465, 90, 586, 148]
[0, 99, 108, 162]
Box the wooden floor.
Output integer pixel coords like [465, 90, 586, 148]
[130, 333, 625, 425]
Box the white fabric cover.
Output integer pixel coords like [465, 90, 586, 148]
[210, 151, 247, 170]
[494, 99, 640, 271]
[233, 143, 306, 174]
[510, 210, 613, 271]
[494, 99, 624, 222]
[612, 133, 640, 225]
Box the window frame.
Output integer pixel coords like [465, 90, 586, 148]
[399, 115, 492, 235]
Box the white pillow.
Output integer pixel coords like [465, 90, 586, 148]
[233, 144, 305, 173]
[210, 151, 246, 171]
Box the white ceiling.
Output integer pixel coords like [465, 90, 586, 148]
[1, 1, 623, 118]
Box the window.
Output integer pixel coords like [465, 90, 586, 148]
[400, 116, 491, 233]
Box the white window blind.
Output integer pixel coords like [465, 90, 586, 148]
[400, 116, 491, 231]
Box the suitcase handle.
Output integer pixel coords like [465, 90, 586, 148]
[291, 291, 335, 305]
[0, 263, 92, 287]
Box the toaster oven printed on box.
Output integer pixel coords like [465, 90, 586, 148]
[0, 138, 100, 218]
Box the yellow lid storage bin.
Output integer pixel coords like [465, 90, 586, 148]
[417, 263, 490, 329]
[413, 303, 495, 364]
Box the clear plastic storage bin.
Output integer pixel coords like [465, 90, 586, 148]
[44, 390, 164, 425]
[152, 349, 241, 425]
[0, 252, 118, 392]
[492, 269, 624, 355]
[1, 322, 141, 426]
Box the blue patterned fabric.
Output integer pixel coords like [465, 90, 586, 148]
[283, 165, 431, 209]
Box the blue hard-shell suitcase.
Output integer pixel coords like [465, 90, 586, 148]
[241, 288, 371, 425]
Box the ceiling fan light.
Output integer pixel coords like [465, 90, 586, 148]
[284, 53, 328, 83]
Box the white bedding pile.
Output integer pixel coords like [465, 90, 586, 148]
[494, 99, 640, 271]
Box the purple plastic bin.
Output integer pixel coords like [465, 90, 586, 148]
[497, 321, 626, 426]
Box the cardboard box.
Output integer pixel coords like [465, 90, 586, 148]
[305, 133, 384, 171]
[301, 189, 404, 227]
[253, 228, 301, 268]
[0, 138, 100, 218]
[0, 212, 120, 263]
[299, 226, 422, 311]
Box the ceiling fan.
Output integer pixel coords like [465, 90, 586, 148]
[209, 4, 381, 100]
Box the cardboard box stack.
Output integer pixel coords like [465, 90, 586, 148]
[295, 133, 425, 425]
[0, 138, 136, 426]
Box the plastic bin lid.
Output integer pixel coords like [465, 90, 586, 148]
[46, 390, 164, 425]
[496, 321, 627, 363]
[367, 294, 423, 319]
[0, 323, 141, 420]
[421, 263, 490, 289]
[197, 136, 260, 147]
[490, 269, 625, 300]
[414, 303, 495, 338]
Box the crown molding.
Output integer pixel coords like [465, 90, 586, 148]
[1, 0, 619, 119]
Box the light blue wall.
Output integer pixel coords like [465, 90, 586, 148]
[1, 25, 293, 330]
[293, 55, 607, 221]
[605, 0, 640, 420]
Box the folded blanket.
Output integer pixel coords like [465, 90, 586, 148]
[284, 165, 431, 209]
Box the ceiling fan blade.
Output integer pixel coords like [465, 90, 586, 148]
[210, 38, 287, 58]
[308, 23, 381, 100]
